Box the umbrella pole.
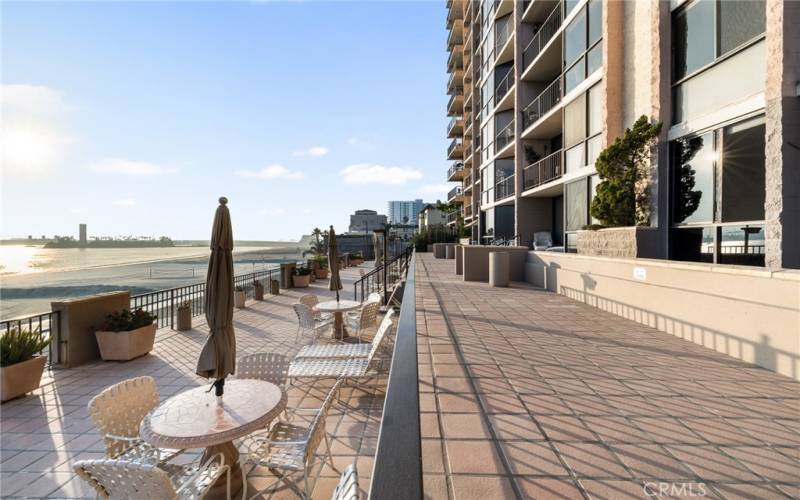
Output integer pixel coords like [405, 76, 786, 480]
[214, 378, 225, 405]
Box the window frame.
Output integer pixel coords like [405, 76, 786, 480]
[563, 0, 603, 94]
[564, 83, 603, 173]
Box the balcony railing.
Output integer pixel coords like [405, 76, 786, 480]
[448, 116, 464, 136]
[448, 161, 465, 178]
[522, 75, 562, 130]
[495, 175, 515, 201]
[447, 91, 463, 114]
[495, 119, 515, 151]
[447, 27, 463, 49]
[1, 311, 62, 367]
[465, 204, 473, 218]
[494, 65, 514, 105]
[448, 185, 463, 201]
[495, 15, 512, 54]
[523, 2, 563, 70]
[464, 172, 472, 189]
[523, 149, 563, 190]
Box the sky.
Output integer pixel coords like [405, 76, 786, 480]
[0, 1, 449, 241]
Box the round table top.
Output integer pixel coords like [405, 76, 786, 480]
[140, 379, 286, 449]
[316, 299, 360, 313]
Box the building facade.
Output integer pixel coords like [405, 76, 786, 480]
[418, 204, 448, 231]
[387, 199, 427, 225]
[348, 209, 388, 234]
[446, 0, 798, 268]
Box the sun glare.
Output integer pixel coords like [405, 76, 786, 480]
[0, 124, 61, 176]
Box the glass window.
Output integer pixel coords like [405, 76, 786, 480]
[565, 178, 588, 231]
[671, 226, 715, 263]
[588, 0, 602, 46]
[564, 8, 587, 67]
[718, 0, 765, 56]
[589, 174, 601, 224]
[719, 224, 765, 266]
[720, 116, 765, 222]
[565, 59, 584, 94]
[564, 93, 586, 147]
[672, 132, 714, 224]
[587, 84, 602, 136]
[565, 144, 585, 174]
[672, 0, 715, 81]
[564, 0, 580, 18]
[587, 43, 603, 76]
[586, 135, 602, 166]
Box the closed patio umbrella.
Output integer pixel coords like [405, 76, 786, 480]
[196, 197, 236, 401]
[328, 225, 342, 302]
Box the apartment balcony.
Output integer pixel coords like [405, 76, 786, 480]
[447, 21, 463, 50]
[446, 2, 463, 28]
[464, 203, 473, 219]
[494, 0, 513, 20]
[494, 175, 515, 202]
[447, 185, 465, 204]
[447, 160, 466, 180]
[494, 65, 515, 111]
[495, 19, 515, 65]
[522, 2, 563, 73]
[447, 48, 463, 72]
[447, 116, 464, 138]
[495, 119, 515, 155]
[447, 70, 463, 94]
[523, 149, 562, 191]
[521, 75, 562, 137]
[463, 172, 473, 192]
[447, 89, 464, 116]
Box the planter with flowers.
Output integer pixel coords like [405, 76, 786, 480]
[95, 309, 157, 361]
[293, 267, 311, 288]
[234, 286, 246, 308]
[177, 301, 192, 331]
[1, 328, 51, 402]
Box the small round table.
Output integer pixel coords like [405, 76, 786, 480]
[316, 299, 361, 341]
[140, 379, 286, 499]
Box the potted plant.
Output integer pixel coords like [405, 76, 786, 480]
[234, 285, 246, 308]
[95, 309, 157, 361]
[253, 280, 265, 301]
[176, 301, 192, 331]
[1, 328, 51, 402]
[292, 266, 311, 288]
[351, 252, 364, 266]
[314, 256, 329, 279]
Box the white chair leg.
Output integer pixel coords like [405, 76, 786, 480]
[303, 465, 310, 500]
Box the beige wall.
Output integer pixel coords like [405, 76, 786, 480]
[525, 252, 800, 380]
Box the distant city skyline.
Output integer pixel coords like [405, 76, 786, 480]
[1, 1, 450, 241]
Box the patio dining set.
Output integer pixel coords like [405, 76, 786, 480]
[71, 292, 394, 500]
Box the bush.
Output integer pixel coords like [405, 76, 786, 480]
[102, 308, 157, 332]
[590, 115, 662, 227]
[0, 328, 51, 367]
[294, 266, 312, 276]
[314, 255, 328, 268]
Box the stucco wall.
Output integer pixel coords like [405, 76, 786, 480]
[525, 252, 800, 380]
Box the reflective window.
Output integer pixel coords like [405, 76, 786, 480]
[565, 178, 588, 231]
[719, 224, 765, 266]
[587, 44, 603, 76]
[720, 116, 765, 222]
[672, 0, 715, 81]
[587, 84, 602, 136]
[589, 174, 601, 224]
[586, 135, 602, 166]
[588, 0, 602, 45]
[671, 226, 715, 263]
[564, 0, 603, 93]
[672, 132, 714, 224]
[719, 0, 765, 56]
[565, 144, 584, 174]
[564, 93, 586, 148]
[564, 8, 587, 67]
[565, 58, 585, 94]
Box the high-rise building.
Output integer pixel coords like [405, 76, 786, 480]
[348, 209, 388, 233]
[387, 199, 426, 225]
[79, 224, 87, 246]
[446, 0, 798, 269]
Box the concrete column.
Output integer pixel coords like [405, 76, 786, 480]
[489, 252, 510, 287]
[455, 245, 463, 275]
[445, 244, 456, 259]
[602, 0, 625, 146]
[765, 0, 800, 269]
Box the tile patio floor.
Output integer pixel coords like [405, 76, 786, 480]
[0, 264, 383, 499]
[415, 253, 799, 500]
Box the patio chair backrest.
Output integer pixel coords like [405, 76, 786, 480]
[237, 352, 289, 387]
[74, 459, 177, 500]
[356, 301, 380, 330]
[533, 231, 553, 249]
[367, 292, 382, 304]
[306, 380, 341, 466]
[88, 377, 159, 458]
[299, 294, 319, 310]
[367, 309, 395, 366]
[293, 303, 316, 330]
[331, 464, 359, 500]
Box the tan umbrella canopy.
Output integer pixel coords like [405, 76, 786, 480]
[328, 225, 342, 302]
[196, 197, 236, 398]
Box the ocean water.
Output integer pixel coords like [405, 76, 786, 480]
[0, 245, 302, 319]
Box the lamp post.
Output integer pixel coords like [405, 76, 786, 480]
[373, 226, 389, 305]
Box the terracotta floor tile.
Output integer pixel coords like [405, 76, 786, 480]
[554, 443, 631, 479]
[437, 393, 482, 413]
[442, 413, 492, 439]
[449, 475, 515, 500]
[610, 444, 696, 480]
[488, 413, 546, 441]
[499, 441, 569, 476]
[579, 479, 650, 500]
[665, 445, 761, 481]
[444, 440, 506, 474]
[537, 415, 598, 442]
[721, 446, 800, 482]
[515, 477, 584, 499]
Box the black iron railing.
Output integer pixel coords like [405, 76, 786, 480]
[448, 186, 463, 201]
[369, 252, 421, 499]
[523, 149, 563, 190]
[522, 75, 562, 129]
[495, 175, 515, 201]
[352, 246, 412, 304]
[522, 2, 563, 70]
[447, 161, 465, 179]
[1, 311, 62, 367]
[494, 65, 514, 105]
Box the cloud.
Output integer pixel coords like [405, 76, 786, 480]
[113, 198, 137, 207]
[339, 164, 423, 185]
[302, 208, 312, 214]
[89, 158, 179, 176]
[417, 183, 451, 195]
[236, 164, 305, 181]
[292, 146, 329, 157]
[347, 137, 359, 145]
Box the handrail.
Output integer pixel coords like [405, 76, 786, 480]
[0, 310, 62, 367]
[494, 65, 514, 105]
[369, 252, 421, 499]
[522, 75, 562, 130]
[447, 138, 464, 157]
[523, 149, 563, 190]
[352, 246, 412, 303]
[448, 186, 463, 200]
[522, 1, 563, 70]
[495, 175, 515, 201]
[495, 119, 515, 150]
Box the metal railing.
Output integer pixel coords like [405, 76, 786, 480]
[523, 149, 563, 190]
[1, 311, 62, 367]
[522, 75, 562, 130]
[495, 119, 515, 151]
[494, 65, 514, 105]
[448, 186, 463, 201]
[447, 116, 463, 136]
[352, 246, 412, 304]
[447, 91, 463, 115]
[447, 27, 463, 49]
[523, 2, 563, 70]
[447, 139, 464, 158]
[495, 175, 515, 201]
[495, 14, 512, 54]
[447, 161, 465, 179]
[464, 172, 472, 189]
[369, 253, 421, 499]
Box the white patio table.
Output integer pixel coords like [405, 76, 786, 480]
[140, 379, 286, 499]
[316, 299, 360, 341]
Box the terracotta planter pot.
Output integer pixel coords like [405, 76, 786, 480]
[315, 268, 329, 279]
[95, 323, 156, 361]
[234, 291, 246, 308]
[177, 307, 192, 331]
[292, 274, 310, 288]
[1, 356, 47, 403]
[254, 285, 264, 301]
[351, 259, 364, 266]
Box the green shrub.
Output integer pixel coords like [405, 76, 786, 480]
[102, 308, 157, 332]
[294, 266, 312, 276]
[314, 255, 328, 268]
[0, 328, 51, 367]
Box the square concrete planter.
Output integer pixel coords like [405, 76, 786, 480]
[234, 290, 246, 308]
[1, 356, 47, 402]
[577, 227, 658, 259]
[176, 307, 192, 331]
[95, 323, 156, 361]
[293, 275, 310, 288]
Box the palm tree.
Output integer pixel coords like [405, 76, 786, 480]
[303, 228, 327, 257]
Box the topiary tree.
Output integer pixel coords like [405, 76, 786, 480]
[590, 115, 662, 227]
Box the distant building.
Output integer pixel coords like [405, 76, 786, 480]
[79, 224, 87, 246]
[418, 204, 447, 232]
[387, 199, 427, 225]
[390, 224, 417, 243]
[348, 209, 387, 233]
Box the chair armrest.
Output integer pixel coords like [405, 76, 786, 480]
[105, 434, 143, 444]
[174, 452, 229, 497]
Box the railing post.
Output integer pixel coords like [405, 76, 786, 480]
[170, 289, 175, 329]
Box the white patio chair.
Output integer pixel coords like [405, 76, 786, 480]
[299, 294, 333, 322]
[73, 454, 230, 500]
[293, 303, 332, 344]
[533, 231, 553, 250]
[331, 464, 359, 500]
[237, 353, 290, 388]
[240, 380, 341, 500]
[295, 309, 394, 361]
[345, 301, 380, 342]
[88, 376, 183, 465]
